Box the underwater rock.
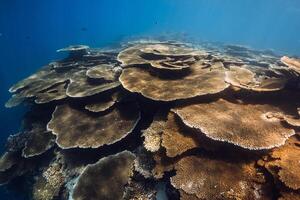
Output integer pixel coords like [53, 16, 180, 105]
[72, 151, 136, 200]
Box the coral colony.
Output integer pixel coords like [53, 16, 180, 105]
[1, 40, 300, 200]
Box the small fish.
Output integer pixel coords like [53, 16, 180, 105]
[0, 33, 2, 37]
[81, 27, 87, 31]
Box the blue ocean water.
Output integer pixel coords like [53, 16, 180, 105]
[0, 0, 300, 199]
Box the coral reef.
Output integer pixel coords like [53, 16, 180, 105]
[225, 65, 287, 91]
[47, 102, 140, 149]
[171, 156, 271, 200]
[173, 98, 296, 150]
[1, 40, 300, 200]
[72, 151, 135, 200]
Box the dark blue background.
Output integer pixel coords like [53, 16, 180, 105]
[1, 0, 300, 199]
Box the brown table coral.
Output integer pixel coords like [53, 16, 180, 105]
[171, 155, 271, 200]
[119, 61, 229, 101]
[1, 40, 300, 200]
[47, 102, 140, 149]
[72, 151, 136, 200]
[173, 98, 296, 150]
[225, 65, 287, 91]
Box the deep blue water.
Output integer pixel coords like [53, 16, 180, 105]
[0, 0, 300, 199]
